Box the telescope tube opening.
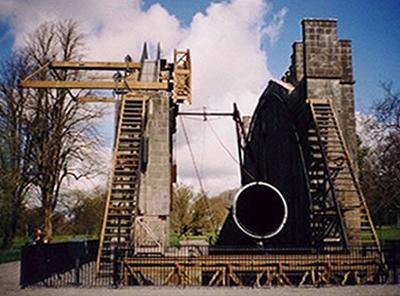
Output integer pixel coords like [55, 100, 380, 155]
[233, 182, 288, 239]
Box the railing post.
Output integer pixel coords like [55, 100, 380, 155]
[20, 245, 28, 288]
[113, 246, 122, 288]
[74, 256, 80, 286]
[392, 244, 398, 284]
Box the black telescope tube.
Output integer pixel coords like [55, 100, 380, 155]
[232, 182, 288, 239]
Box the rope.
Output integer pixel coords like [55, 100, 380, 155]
[179, 116, 206, 194]
[179, 114, 256, 236]
[179, 116, 218, 234]
[207, 121, 239, 165]
[207, 120, 256, 181]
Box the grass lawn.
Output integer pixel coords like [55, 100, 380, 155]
[376, 225, 400, 241]
[0, 234, 97, 264]
[0, 248, 21, 264]
[170, 231, 216, 246]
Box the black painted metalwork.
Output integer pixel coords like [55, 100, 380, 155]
[20, 241, 400, 287]
[216, 81, 348, 250]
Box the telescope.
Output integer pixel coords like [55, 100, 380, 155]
[216, 81, 313, 248]
[232, 182, 288, 239]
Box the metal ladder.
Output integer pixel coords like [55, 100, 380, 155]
[96, 96, 145, 273]
[308, 98, 381, 251]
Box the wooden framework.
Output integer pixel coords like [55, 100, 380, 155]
[21, 80, 167, 90]
[20, 48, 192, 275]
[50, 61, 142, 70]
[96, 96, 146, 274]
[172, 49, 192, 103]
[76, 96, 116, 103]
[122, 252, 384, 287]
[20, 49, 192, 105]
[306, 99, 349, 249]
[308, 98, 381, 251]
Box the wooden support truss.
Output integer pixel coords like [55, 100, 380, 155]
[172, 49, 192, 103]
[122, 252, 385, 287]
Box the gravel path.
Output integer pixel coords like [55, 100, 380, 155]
[1, 262, 399, 296]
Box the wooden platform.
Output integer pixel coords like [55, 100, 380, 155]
[122, 251, 385, 287]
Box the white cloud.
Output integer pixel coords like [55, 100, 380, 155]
[263, 7, 288, 45]
[0, 0, 288, 194]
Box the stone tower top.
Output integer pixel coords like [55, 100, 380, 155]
[285, 19, 353, 86]
[283, 18, 357, 168]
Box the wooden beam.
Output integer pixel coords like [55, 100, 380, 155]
[23, 62, 51, 81]
[50, 61, 142, 71]
[20, 80, 168, 90]
[178, 112, 234, 117]
[77, 96, 117, 103]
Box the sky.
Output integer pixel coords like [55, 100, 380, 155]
[0, 0, 399, 194]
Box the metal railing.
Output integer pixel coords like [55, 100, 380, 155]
[20, 240, 399, 288]
[20, 240, 111, 287]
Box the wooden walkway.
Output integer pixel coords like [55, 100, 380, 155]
[122, 251, 385, 287]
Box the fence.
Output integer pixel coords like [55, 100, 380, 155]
[382, 240, 400, 284]
[20, 240, 111, 287]
[20, 240, 400, 288]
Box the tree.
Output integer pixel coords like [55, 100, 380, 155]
[360, 82, 400, 226]
[24, 19, 104, 241]
[170, 185, 234, 240]
[170, 185, 195, 237]
[61, 187, 106, 236]
[374, 82, 400, 130]
[208, 189, 236, 231]
[191, 194, 214, 235]
[0, 52, 33, 248]
[0, 19, 105, 245]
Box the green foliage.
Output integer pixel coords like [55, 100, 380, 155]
[1, 186, 105, 246]
[63, 187, 106, 236]
[169, 232, 180, 246]
[0, 234, 98, 263]
[0, 248, 20, 264]
[50, 234, 98, 242]
[170, 184, 235, 244]
[170, 185, 194, 237]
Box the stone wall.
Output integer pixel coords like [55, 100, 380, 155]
[135, 93, 171, 250]
[285, 19, 360, 245]
[286, 18, 357, 167]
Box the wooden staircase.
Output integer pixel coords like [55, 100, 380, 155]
[306, 120, 348, 249]
[308, 98, 380, 251]
[96, 97, 146, 273]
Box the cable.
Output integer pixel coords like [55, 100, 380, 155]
[179, 116, 206, 194]
[207, 120, 256, 181]
[207, 121, 238, 164]
[179, 117, 218, 233]
[180, 116, 227, 122]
